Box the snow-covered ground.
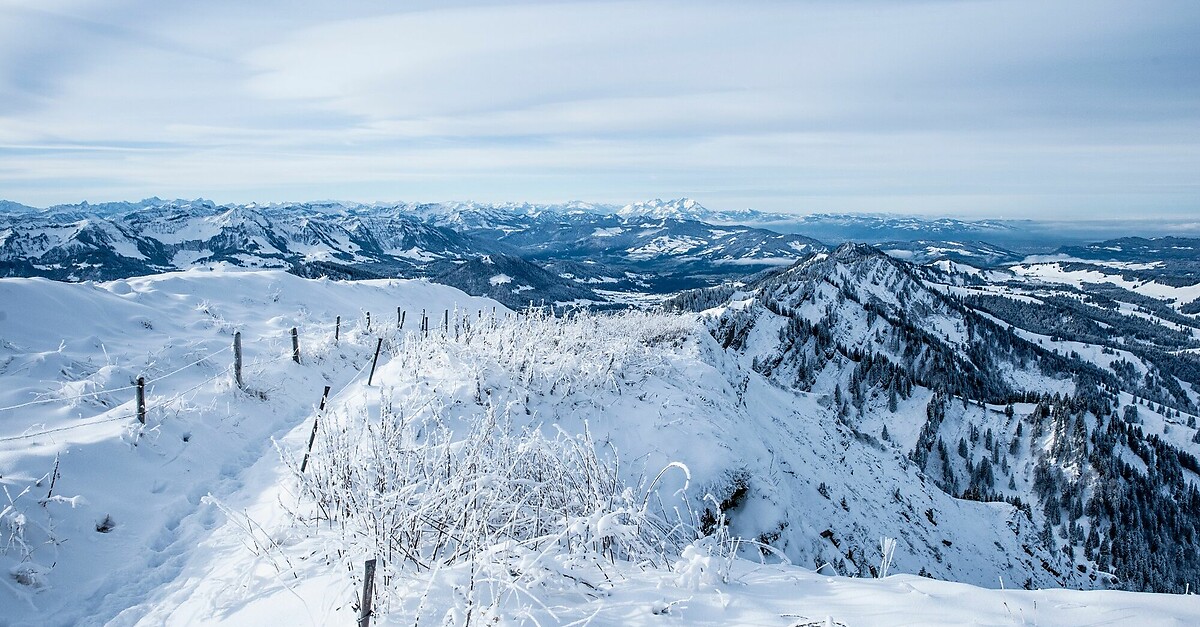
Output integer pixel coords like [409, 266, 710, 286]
[1, 269, 1197, 625]
[1010, 262, 1200, 308]
[0, 269, 499, 625]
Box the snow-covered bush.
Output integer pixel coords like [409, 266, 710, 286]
[277, 309, 750, 620]
[300, 399, 691, 564]
[292, 402, 702, 617]
[673, 520, 740, 590]
[1, 460, 80, 591]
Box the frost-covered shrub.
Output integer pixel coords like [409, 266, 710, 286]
[292, 399, 703, 613]
[1, 462, 78, 589]
[302, 401, 693, 563]
[271, 308, 760, 620]
[673, 521, 739, 590]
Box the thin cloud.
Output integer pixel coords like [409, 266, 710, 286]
[0, 0, 1196, 217]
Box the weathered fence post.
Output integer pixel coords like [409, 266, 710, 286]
[291, 327, 300, 364]
[358, 558, 377, 627]
[234, 331, 244, 390]
[335, 315, 341, 343]
[366, 311, 371, 331]
[136, 377, 146, 424]
[45, 453, 60, 502]
[300, 385, 331, 474]
[443, 309, 449, 335]
[398, 308, 404, 330]
[367, 338, 384, 386]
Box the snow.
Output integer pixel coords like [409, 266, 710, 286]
[931, 259, 983, 276]
[714, 256, 797, 266]
[107, 238, 147, 261]
[617, 197, 707, 221]
[0, 269, 1196, 625]
[388, 246, 440, 260]
[627, 235, 705, 258]
[488, 273, 512, 285]
[139, 551, 1200, 626]
[0, 269, 503, 625]
[563, 274, 620, 284]
[143, 216, 223, 245]
[1011, 262, 1200, 306]
[169, 249, 208, 266]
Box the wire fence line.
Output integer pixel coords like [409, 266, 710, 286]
[0, 307, 466, 444]
[0, 343, 243, 415]
[0, 311, 367, 415]
[0, 351, 312, 444]
[0, 413, 133, 443]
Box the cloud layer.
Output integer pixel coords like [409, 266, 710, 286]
[0, 0, 1197, 216]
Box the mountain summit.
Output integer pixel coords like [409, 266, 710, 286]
[615, 197, 778, 225]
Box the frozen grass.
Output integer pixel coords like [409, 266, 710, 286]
[281, 310, 738, 622]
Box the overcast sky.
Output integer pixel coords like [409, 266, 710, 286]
[0, 0, 1197, 217]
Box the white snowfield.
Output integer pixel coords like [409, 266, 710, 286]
[0, 269, 1195, 626]
[1011, 262, 1200, 308]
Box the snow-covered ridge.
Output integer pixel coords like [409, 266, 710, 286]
[0, 269, 505, 624]
[2, 267, 1198, 624]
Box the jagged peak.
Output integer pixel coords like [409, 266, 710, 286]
[617, 197, 706, 220]
[831, 241, 883, 260]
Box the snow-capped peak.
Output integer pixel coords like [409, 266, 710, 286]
[617, 197, 708, 221]
[615, 198, 793, 226]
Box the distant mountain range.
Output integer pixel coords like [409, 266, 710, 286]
[0, 198, 822, 305]
[876, 239, 1025, 267]
[3, 197, 1197, 307]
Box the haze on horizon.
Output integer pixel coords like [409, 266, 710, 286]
[1, 0, 1197, 219]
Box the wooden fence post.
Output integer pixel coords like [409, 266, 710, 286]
[398, 308, 404, 330]
[234, 331, 244, 390]
[45, 454, 60, 502]
[443, 309, 449, 335]
[291, 327, 300, 364]
[335, 315, 341, 343]
[136, 377, 146, 424]
[367, 338, 384, 386]
[358, 558, 377, 627]
[366, 311, 371, 331]
[300, 385, 331, 474]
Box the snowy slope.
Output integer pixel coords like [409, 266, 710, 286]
[122, 309, 1194, 625]
[1011, 262, 1200, 308]
[670, 243, 1200, 595]
[2, 268, 1198, 625]
[0, 269, 504, 625]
